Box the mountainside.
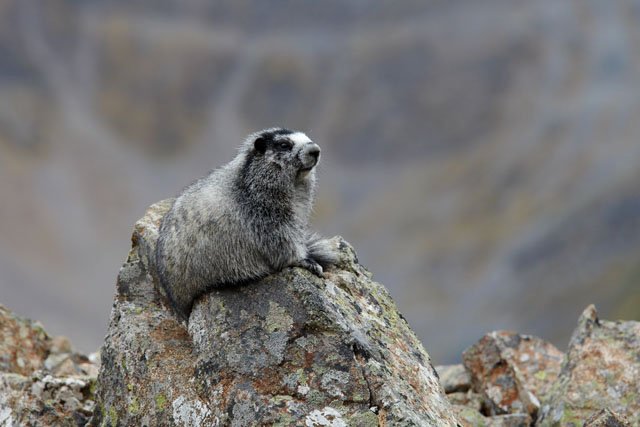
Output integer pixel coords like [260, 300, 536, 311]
[1, 0, 640, 361]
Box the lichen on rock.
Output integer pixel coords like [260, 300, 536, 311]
[89, 200, 459, 426]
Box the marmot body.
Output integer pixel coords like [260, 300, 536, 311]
[156, 128, 337, 320]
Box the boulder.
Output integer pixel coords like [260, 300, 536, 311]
[435, 364, 472, 394]
[90, 200, 459, 426]
[536, 305, 640, 426]
[462, 331, 563, 418]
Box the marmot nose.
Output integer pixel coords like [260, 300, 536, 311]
[307, 145, 320, 160]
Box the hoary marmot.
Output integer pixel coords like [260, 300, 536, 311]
[156, 128, 337, 320]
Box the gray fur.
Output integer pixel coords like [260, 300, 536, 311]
[156, 128, 338, 320]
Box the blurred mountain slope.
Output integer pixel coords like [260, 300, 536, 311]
[1, 0, 639, 362]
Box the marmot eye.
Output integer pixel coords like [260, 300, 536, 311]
[279, 142, 292, 150]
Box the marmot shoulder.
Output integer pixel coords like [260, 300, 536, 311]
[155, 128, 338, 320]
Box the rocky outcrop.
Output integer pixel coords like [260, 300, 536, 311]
[0, 305, 100, 426]
[439, 306, 640, 427]
[90, 200, 459, 426]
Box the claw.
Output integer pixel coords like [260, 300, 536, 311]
[298, 258, 324, 277]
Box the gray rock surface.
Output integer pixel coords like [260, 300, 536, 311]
[90, 200, 459, 426]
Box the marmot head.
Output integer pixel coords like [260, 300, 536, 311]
[244, 128, 321, 180]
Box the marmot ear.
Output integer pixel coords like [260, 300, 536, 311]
[254, 137, 267, 154]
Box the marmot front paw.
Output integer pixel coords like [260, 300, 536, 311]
[297, 258, 324, 277]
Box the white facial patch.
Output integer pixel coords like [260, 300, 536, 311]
[287, 132, 312, 145]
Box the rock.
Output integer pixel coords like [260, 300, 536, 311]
[90, 200, 459, 426]
[453, 405, 532, 427]
[446, 391, 483, 412]
[44, 353, 71, 372]
[462, 330, 563, 417]
[0, 304, 50, 376]
[537, 305, 640, 426]
[583, 408, 631, 427]
[52, 357, 78, 377]
[0, 305, 100, 426]
[436, 364, 472, 394]
[487, 414, 532, 427]
[88, 352, 101, 366]
[50, 336, 74, 355]
[78, 361, 100, 378]
[451, 307, 640, 426]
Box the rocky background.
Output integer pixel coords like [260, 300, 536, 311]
[2, 1, 640, 363]
[0, 304, 100, 426]
[3, 301, 638, 425]
[1, 201, 638, 426]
